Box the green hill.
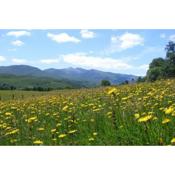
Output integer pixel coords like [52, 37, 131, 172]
[0, 74, 84, 90]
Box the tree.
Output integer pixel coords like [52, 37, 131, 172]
[147, 67, 163, 81]
[149, 57, 165, 68]
[137, 76, 146, 83]
[101, 80, 111, 86]
[146, 58, 166, 81]
[146, 41, 175, 82]
[165, 56, 175, 77]
[165, 41, 175, 58]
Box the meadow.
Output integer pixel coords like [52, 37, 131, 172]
[0, 79, 175, 145]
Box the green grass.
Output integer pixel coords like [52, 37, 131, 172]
[0, 79, 175, 145]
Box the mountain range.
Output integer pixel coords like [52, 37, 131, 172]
[0, 65, 138, 89]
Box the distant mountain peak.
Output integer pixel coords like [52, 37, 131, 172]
[0, 65, 138, 86]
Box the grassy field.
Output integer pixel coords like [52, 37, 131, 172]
[0, 79, 175, 145]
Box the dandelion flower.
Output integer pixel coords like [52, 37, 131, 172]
[5, 112, 12, 116]
[162, 118, 171, 124]
[33, 140, 43, 145]
[89, 137, 95, 141]
[164, 107, 174, 115]
[37, 128, 45, 131]
[107, 112, 112, 116]
[134, 113, 140, 119]
[5, 129, 19, 136]
[93, 132, 98, 136]
[51, 129, 56, 133]
[58, 134, 67, 138]
[107, 87, 117, 95]
[62, 105, 69, 112]
[138, 115, 152, 122]
[68, 130, 77, 134]
[171, 138, 175, 144]
[56, 123, 62, 127]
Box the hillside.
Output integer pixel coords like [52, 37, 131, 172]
[0, 74, 84, 90]
[0, 65, 137, 87]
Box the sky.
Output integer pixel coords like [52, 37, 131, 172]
[0, 29, 175, 76]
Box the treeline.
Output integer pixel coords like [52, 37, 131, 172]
[0, 84, 73, 91]
[137, 41, 175, 82]
[0, 83, 16, 90]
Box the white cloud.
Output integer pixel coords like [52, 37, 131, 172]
[7, 31, 31, 37]
[62, 53, 132, 71]
[0, 56, 6, 62]
[47, 33, 80, 43]
[12, 58, 27, 64]
[11, 40, 24, 46]
[40, 59, 60, 64]
[80, 29, 95, 39]
[169, 34, 175, 42]
[109, 32, 144, 52]
[160, 33, 166, 39]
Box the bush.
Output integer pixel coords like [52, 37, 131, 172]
[101, 80, 111, 86]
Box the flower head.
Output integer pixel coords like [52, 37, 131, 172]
[33, 140, 43, 145]
[162, 118, 171, 124]
[58, 134, 67, 138]
[138, 115, 152, 123]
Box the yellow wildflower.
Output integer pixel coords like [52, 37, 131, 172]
[37, 128, 45, 131]
[89, 137, 95, 141]
[62, 105, 69, 112]
[56, 123, 62, 127]
[58, 134, 67, 138]
[33, 140, 43, 145]
[93, 132, 98, 136]
[134, 113, 140, 119]
[107, 87, 117, 95]
[162, 118, 171, 124]
[93, 108, 101, 112]
[171, 138, 175, 144]
[5, 112, 12, 116]
[153, 117, 158, 120]
[25, 116, 37, 124]
[138, 115, 152, 122]
[107, 112, 112, 116]
[5, 129, 19, 136]
[51, 129, 57, 133]
[164, 107, 174, 115]
[68, 130, 77, 134]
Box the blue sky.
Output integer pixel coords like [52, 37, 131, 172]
[0, 29, 175, 76]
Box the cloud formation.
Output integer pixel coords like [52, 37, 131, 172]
[7, 31, 31, 37]
[80, 30, 95, 39]
[11, 40, 24, 46]
[109, 32, 144, 52]
[12, 58, 27, 64]
[0, 56, 6, 62]
[47, 33, 80, 43]
[62, 53, 132, 71]
[40, 59, 60, 64]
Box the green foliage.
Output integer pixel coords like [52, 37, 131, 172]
[165, 41, 175, 58]
[101, 80, 111, 86]
[0, 74, 83, 91]
[137, 76, 146, 83]
[146, 41, 175, 82]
